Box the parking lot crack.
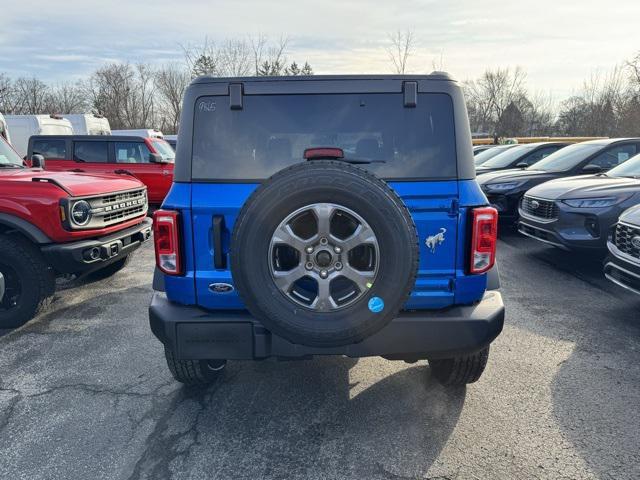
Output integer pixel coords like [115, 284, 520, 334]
[0, 388, 22, 434]
[127, 381, 226, 480]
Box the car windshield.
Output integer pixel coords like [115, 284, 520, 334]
[607, 153, 640, 178]
[151, 139, 175, 162]
[480, 145, 533, 168]
[474, 145, 516, 166]
[192, 93, 457, 181]
[527, 143, 603, 172]
[0, 138, 24, 168]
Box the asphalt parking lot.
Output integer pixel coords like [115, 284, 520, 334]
[1, 232, 639, 480]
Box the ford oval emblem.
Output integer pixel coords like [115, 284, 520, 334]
[208, 283, 234, 294]
[631, 236, 640, 249]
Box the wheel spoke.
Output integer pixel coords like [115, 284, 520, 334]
[340, 264, 375, 292]
[311, 279, 337, 312]
[339, 224, 376, 252]
[311, 204, 335, 237]
[272, 224, 307, 253]
[272, 265, 306, 292]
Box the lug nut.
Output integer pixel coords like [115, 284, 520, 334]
[319, 237, 328, 245]
[334, 262, 342, 270]
[305, 262, 314, 270]
[305, 246, 314, 254]
[320, 270, 328, 279]
[334, 246, 342, 254]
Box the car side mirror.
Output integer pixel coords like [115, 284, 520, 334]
[582, 164, 603, 174]
[149, 152, 166, 164]
[516, 162, 528, 168]
[31, 154, 45, 169]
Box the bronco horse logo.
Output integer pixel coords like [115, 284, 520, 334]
[426, 228, 447, 253]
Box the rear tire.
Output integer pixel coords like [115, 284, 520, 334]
[88, 255, 131, 280]
[429, 347, 490, 386]
[164, 347, 226, 386]
[0, 235, 55, 329]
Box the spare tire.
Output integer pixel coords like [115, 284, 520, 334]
[231, 160, 419, 347]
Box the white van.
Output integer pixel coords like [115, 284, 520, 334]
[4, 114, 74, 157]
[111, 128, 163, 139]
[0, 112, 10, 143]
[63, 114, 111, 135]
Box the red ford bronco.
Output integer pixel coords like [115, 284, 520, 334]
[0, 136, 152, 328]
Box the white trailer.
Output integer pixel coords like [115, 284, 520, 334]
[4, 114, 74, 157]
[63, 114, 111, 135]
[111, 128, 163, 139]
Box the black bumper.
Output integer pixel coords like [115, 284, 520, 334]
[41, 218, 152, 275]
[604, 248, 640, 296]
[149, 291, 505, 361]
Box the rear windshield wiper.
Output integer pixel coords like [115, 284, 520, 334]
[340, 158, 386, 165]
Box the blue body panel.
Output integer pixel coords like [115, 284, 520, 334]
[162, 178, 490, 311]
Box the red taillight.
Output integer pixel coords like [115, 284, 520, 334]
[153, 210, 183, 275]
[470, 207, 498, 274]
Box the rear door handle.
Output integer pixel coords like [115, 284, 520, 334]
[114, 169, 133, 176]
[212, 215, 226, 269]
[70, 168, 84, 172]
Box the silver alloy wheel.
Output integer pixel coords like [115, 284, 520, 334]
[269, 203, 379, 311]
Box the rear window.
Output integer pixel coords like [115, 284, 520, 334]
[192, 93, 456, 181]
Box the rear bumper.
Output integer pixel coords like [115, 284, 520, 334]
[148, 290, 505, 361]
[604, 244, 640, 296]
[41, 218, 152, 274]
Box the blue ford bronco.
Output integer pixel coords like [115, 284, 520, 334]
[149, 74, 504, 386]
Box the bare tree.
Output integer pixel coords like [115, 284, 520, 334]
[155, 65, 190, 133]
[626, 51, 640, 87]
[387, 30, 415, 74]
[0, 73, 19, 114]
[46, 81, 87, 114]
[13, 77, 50, 114]
[464, 67, 528, 137]
[85, 63, 157, 129]
[556, 68, 630, 136]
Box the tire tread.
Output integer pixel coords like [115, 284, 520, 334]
[429, 347, 490, 386]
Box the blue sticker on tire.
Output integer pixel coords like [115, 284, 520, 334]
[368, 296, 384, 313]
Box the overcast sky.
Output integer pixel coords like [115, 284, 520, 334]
[2, 0, 639, 99]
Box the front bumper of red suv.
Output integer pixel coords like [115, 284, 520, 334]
[41, 217, 152, 275]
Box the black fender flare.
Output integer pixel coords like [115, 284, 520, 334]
[0, 213, 52, 244]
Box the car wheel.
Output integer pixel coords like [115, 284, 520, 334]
[429, 347, 490, 386]
[164, 347, 226, 386]
[0, 235, 55, 329]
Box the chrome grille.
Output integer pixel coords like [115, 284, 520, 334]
[614, 223, 640, 259]
[67, 188, 148, 229]
[102, 204, 146, 223]
[521, 196, 558, 219]
[101, 189, 146, 205]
